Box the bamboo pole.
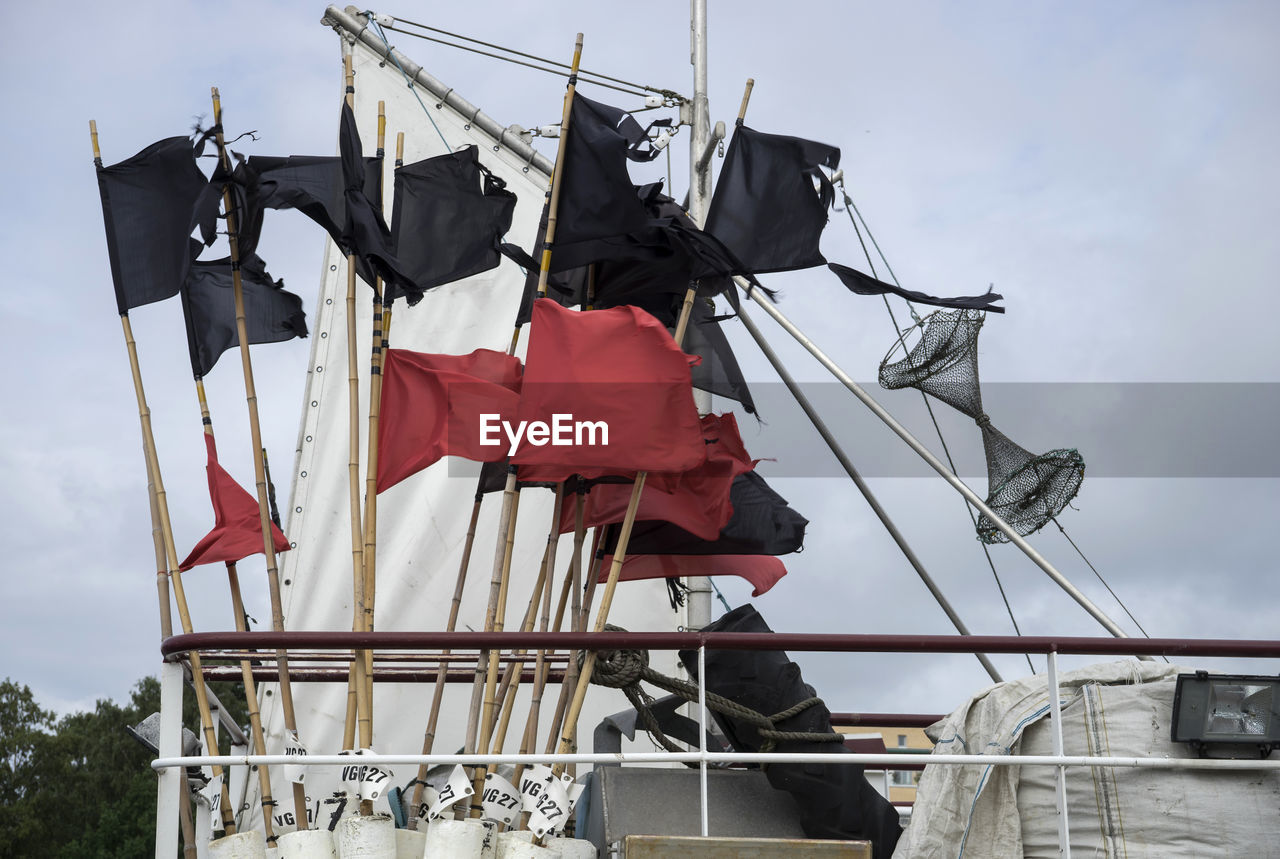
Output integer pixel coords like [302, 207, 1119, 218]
[406, 490, 483, 827]
[487, 487, 563, 760]
[356, 100, 389, 753]
[192, 379, 283, 843]
[333, 54, 375, 790]
[542, 527, 603, 757]
[92, 120, 237, 834]
[467, 30, 587, 787]
[208, 89, 311, 828]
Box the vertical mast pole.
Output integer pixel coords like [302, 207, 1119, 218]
[685, 0, 713, 633]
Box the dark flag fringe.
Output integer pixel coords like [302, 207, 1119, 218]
[179, 434, 290, 571]
[95, 135, 209, 315]
[705, 124, 841, 275]
[180, 254, 307, 378]
[389, 145, 517, 301]
[606, 471, 808, 556]
[829, 262, 1006, 314]
[510, 184, 768, 328]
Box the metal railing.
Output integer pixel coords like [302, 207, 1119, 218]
[153, 630, 1280, 858]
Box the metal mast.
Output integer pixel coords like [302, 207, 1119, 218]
[685, 0, 713, 632]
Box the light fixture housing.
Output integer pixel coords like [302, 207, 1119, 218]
[1171, 671, 1280, 758]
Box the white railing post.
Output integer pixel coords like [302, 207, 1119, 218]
[155, 660, 183, 859]
[1046, 651, 1071, 858]
[698, 643, 709, 837]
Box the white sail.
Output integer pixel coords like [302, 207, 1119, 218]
[249, 10, 683, 834]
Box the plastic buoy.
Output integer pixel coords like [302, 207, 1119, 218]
[276, 828, 338, 859]
[424, 819, 487, 857]
[394, 828, 427, 858]
[209, 831, 268, 859]
[335, 814, 396, 858]
[495, 829, 535, 858]
[544, 836, 594, 858]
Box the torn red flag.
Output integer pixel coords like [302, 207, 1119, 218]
[179, 434, 289, 571]
[600, 554, 787, 597]
[377, 347, 523, 492]
[509, 299, 705, 481]
[559, 413, 756, 541]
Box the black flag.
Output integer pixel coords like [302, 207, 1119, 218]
[705, 125, 840, 274]
[607, 472, 807, 556]
[555, 94, 653, 248]
[389, 146, 517, 300]
[828, 262, 1005, 314]
[685, 300, 756, 415]
[180, 254, 307, 377]
[95, 136, 208, 315]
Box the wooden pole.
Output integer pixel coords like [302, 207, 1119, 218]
[357, 100, 389, 756]
[487, 486, 563, 760]
[92, 119, 237, 834]
[542, 527, 603, 757]
[207, 90, 311, 828]
[407, 490, 482, 826]
[192, 379, 282, 844]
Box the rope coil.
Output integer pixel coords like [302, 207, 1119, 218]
[583, 627, 846, 757]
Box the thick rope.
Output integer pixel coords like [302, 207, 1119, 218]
[582, 629, 846, 757]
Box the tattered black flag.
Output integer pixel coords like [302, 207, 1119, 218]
[828, 262, 1005, 314]
[685, 300, 756, 415]
[389, 145, 517, 301]
[180, 254, 307, 377]
[555, 94, 654, 248]
[95, 136, 208, 315]
[607, 472, 807, 556]
[705, 125, 840, 274]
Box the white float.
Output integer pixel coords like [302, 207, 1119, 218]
[495, 829, 535, 858]
[335, 814, 396, 858]
[544, 836, 594, 858]
[210, 831, 267, 859]
[394, 828, 427, 858]
[424, 818, 488, 857]
[275, 828, 338, 858]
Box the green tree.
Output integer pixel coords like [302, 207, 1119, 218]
[0, 676, 250, 858]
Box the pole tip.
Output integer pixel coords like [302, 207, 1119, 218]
[211, 86, 220, 97]
[575, 32, 584, 48]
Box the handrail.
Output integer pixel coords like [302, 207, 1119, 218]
[161, 629, 1280, 659]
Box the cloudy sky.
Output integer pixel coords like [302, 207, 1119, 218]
[1, 0, 1277, 724]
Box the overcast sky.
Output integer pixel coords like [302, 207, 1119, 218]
[1, 0, 1277, 722]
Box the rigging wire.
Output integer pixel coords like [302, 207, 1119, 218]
[365, 16, 451, 150]
[389, 16, 682, 100]
[1051, 517, 1168, 662]
[840, 182, 1161, 664]
[839, 181, 1035, 674]
[382, 21, 662, 101]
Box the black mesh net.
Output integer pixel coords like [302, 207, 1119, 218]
[976, 419, 1085, 544]
[878, 309, 985, 419]
[877, 308, 1086, 543]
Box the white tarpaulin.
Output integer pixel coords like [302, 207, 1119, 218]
[248, 12, 682, 835]
[894, 660, 1280, 858]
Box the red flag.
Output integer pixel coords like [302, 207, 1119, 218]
[179, 435, 289, 571]
[377, 348, 523, 492]
[559, 414, 756, 541]
[600, 554, 787, 597]
[509, 299, 705, 481]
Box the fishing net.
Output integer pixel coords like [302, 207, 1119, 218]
[878, 308, 1086, 543]
[878, 309, 985, 419]
[975, 418, 1085, 544]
